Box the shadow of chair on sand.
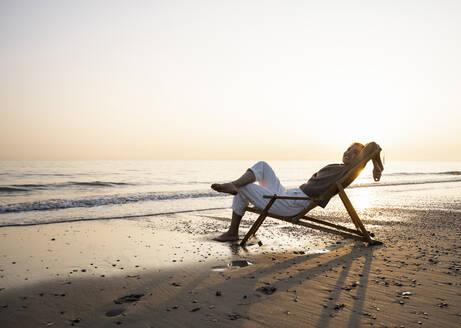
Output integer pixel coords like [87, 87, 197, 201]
[129, 241, 378, 328]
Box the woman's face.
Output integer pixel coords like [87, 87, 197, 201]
[342, 144, 361, 165]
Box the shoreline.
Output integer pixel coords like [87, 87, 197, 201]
[1, 207, 460, 327]
[0, 206, 230, 228]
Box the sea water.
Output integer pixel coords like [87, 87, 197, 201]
[0, 160, 460, 227]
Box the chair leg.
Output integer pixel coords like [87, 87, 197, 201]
[240, 196, 277, 246]
[337, 185, 373, 243]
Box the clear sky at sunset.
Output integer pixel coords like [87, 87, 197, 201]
[1, 0, 460, 161]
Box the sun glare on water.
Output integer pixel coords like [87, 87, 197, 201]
[351, 188, 374, 212]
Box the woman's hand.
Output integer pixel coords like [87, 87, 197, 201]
[371, 144, 384, 181]
[373, 165, 382, 181]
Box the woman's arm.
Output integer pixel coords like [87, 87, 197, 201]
[370, 143, 384, 181]
[349, 141, 384, 181]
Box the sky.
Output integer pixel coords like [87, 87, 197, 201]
[1, 0, 460, 161]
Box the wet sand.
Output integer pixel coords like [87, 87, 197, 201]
[0, 207, 460, 327]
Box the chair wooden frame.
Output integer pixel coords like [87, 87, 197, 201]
[240, 146, 383, 247]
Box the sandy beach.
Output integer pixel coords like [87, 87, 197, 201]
[1, 205, 460, 328]
[2, 0, 461, 326]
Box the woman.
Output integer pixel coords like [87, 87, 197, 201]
[211, 142, 383, 241]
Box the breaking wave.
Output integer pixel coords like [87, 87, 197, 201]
[2, 177, 461, 215]
[0, 190, 224, 214]
[0, 181, 132, 193]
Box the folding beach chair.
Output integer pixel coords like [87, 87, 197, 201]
[240, 143, 383, 247]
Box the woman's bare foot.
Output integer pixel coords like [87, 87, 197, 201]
[213, 231, 239, 242]
[211, 182, 238, 195]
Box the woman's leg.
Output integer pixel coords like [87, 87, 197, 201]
[211, 169, 256, 195]
[235, 184, 310, 217]
[213, 185, 255, 241]
[212, 161, 289, 241]
[212, 211, 243, 241]
[211, 161, 285, 195]
[211, 168, 256, 241]
[248, 161, 286, 194]
[214, 184, 312, 241]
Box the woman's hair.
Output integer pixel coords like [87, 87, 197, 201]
[351, 142, 365, 152]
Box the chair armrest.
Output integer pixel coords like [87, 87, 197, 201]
[262, 194, 317, 201]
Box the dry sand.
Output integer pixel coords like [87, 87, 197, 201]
[0, 207, 460, 328]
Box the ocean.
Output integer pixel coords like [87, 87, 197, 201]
[0, 160, 460, 227]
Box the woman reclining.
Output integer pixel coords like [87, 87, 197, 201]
[211, 142, 384, 242]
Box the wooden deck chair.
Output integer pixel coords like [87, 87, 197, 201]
[240, 143, 383, 247]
